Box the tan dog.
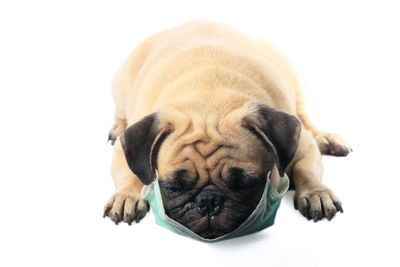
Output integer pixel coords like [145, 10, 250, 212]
[103, 21, 350, 238]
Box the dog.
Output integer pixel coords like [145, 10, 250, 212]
[103, 21, 351, 238]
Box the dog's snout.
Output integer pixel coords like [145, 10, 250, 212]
[195, 189, 225, 216]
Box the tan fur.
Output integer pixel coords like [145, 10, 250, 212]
[104, 21, 350, 224]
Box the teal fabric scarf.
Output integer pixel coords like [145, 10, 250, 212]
[141, 170, 289, 242]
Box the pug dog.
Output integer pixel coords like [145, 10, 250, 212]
[103, 21, 351, 238]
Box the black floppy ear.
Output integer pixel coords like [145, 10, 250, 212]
[120, 113, 171, 185]
[242, 103, 301, 177]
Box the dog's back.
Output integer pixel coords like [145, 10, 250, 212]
[112, 21, 299, 124]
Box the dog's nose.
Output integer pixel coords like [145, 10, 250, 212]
[195, 189, 225, 216]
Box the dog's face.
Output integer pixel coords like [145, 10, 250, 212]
[120, 102, 300, 239]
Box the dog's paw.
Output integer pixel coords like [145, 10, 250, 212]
[108, 118, 126, 145]
[294, 185, 343, 222]
[103, 190, 149, 225]
[315, 133, 352, 156]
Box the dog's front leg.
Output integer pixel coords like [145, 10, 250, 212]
[103, 139, 149, 225]
[292, 139, 343, 222]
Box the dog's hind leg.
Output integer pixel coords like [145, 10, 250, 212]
[257, 40, 351, 156]
[107, 38, 155, 145]
[108, 109, 126, 145]
[295, 89, 352, 156]
[256, 40, 351, 156]
[107, 66, 127, 145]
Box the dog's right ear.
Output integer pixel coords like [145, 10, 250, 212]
[242, 103, 301, 177]
[120, 113, 172, 185]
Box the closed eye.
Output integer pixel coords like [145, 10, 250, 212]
[224, 167, 263, 191]
[160, 184, 184, 198]
[159, 169, 197, 198]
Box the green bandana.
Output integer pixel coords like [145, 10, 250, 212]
[141, 170, 289, 242]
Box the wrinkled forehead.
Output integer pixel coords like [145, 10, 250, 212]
[156, 118, 271, 178]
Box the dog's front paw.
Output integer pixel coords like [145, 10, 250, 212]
[315, 133, 352, 156]
[103, 189, 149, 225]
[294, 185, 343, 222]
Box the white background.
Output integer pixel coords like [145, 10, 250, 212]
[1, 1, 399, 266]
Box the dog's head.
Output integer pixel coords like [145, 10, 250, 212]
[120, 102, 301, 239]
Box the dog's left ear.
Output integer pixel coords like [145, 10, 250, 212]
[242, 103, 301, 177]
[120, 113, 171, 185]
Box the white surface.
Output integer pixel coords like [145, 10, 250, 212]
[0, 1, 399, 266]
